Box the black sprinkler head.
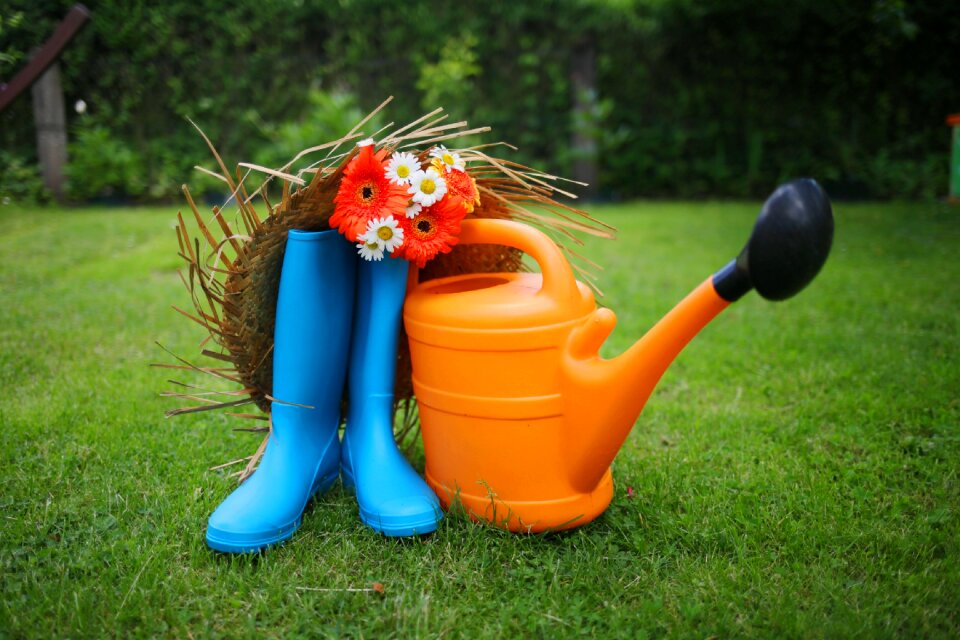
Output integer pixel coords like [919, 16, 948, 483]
[713, 178, 834, 302]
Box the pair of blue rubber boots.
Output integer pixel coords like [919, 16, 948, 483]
[205, 229, 442, 553]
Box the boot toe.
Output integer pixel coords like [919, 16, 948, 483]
[204, 433, 341, 554]
[206, 502, 301, 553]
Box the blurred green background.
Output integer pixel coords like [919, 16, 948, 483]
[2, 0, 959, 203]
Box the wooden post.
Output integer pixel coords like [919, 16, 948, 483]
[0, 5, 91, 113]
[0, 5, 90, 203]
[31, 62, 68, 200]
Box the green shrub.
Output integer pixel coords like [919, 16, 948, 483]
[66, 125, 146, 201]
[252, 88, 377, 176]
[0, 151, 49, 205]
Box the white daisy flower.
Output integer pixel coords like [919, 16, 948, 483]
[356, 238, 385, 261]
[385, 151, 420, 186]
[429, 145, 465, 172]
[408, 167, 447, 207]
[361, 215, 405, 254]
[405, 202, 422, 219]
[356, 138, 375, 148]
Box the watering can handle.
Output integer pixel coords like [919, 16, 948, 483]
[447, 218, 581, 302]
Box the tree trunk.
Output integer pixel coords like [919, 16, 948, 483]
[570, 40, 599, 201]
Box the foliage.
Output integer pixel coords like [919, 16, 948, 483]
[1, 0, 319, 202]
[0, 0, 958, 201]
[0, 150, 48, 204]
[415, 33, 483, 116]
[251, 88, 374, 176]
[65, 124, 145, 200]
[0, 9, 25, 71]
[1, 201, 958, 636]
[596, 0, 958, 198]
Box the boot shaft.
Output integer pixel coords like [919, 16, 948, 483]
[274, 229, 357, 410]
[348, 257, 410, 399]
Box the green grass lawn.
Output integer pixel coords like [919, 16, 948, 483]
[1, 198, 957, 638]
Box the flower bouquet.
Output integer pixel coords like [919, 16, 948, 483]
[334, 140, 479, 265]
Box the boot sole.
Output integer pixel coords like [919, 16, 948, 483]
[358, 508, 442, 537]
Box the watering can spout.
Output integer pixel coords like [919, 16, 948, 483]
[562, 178, 834, 492]
[561, 280, 730, 491]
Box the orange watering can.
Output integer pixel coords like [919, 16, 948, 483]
[404, 179, 834, 532]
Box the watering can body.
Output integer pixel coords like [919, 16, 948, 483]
[404, 221, 629, 532]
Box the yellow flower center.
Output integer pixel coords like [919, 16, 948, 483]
[442, 152, 455, 165]
[377, 226, 394, 241]
[397, 165, 410, 179]
[420, 179, 436, 195]
[366, 241, 380, 250]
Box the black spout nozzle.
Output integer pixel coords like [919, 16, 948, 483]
[713, 178, 834, 302]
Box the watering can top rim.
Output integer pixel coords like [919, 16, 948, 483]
[404, 219, 596, 331]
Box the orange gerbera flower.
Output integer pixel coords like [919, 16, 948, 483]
[442, 166, 481, 213]
[331, 145, 409, 241]
[398, 197, 465, 267]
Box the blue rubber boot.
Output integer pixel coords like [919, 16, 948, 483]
[341, 257, 442, 536]
[206, 229, 356, 553]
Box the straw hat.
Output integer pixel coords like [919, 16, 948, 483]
[160, 101, 614, 480]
